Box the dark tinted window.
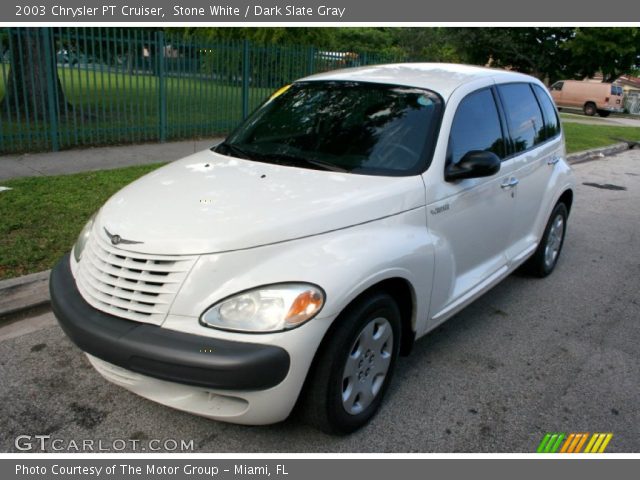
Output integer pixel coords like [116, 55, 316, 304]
[551, 81, 564, 91]
[447, 88, 505, 165]
[533, 84, 561, 140]
[498, 83, 545, 153]
[611, 85, 623, 96]
[221, 81, 443, 176]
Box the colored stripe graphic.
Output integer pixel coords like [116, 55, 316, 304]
[538, 433, 612, 453]
[560, 433, 576, 453]
[573, 433, 589, 453]
[549, 433, 565, 453]
[537, 433, 565, 453]
[584, 433, 614, 453]
[584, 433, 599, 453]
[537, 433, 552, 453]
[597, 434, 613, 453]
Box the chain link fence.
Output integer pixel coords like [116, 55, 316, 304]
[624, 92, 640, 115]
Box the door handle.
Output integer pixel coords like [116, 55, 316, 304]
[547, 156, 561, 165]
[501, 177, 519, 189]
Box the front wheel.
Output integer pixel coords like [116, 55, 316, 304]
[523, 202, 568, 277]
[302, 292, 401, 434]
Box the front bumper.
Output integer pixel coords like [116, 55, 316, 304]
[50, 254, 290, 391]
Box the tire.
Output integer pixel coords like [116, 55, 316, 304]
[301, 292, 401, 434]
[583, 102, 597, 116]
[522, 202, 568, 278]
[598, 110, 611, 118]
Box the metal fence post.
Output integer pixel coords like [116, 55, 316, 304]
[156, 30, 167, 142]
[42, 27, 60, 152]
[307, 46, 315, 76]
[241, 40, 250, 119]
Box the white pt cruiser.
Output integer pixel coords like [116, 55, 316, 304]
[51, 64, 576, 434]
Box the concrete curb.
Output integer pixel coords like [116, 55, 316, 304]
[566, 142, 630, 164]
[0, 142, 635, 322]
[0, 270, 50, 321]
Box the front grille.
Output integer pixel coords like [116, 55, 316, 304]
[75, 233, 196, 325]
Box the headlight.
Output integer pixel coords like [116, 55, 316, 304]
[73, 212, 97, 262]
[200, 283, 325, 333]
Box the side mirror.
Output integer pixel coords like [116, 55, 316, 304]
[445, 150, 501, 182]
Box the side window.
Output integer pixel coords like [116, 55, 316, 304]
[447, 88, 505, 165]
[551, 81, 564, 91]
[498, 83, 545, 153]
[533, 84, 561, 140]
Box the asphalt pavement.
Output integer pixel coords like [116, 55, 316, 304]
[0, 150, 638, 453]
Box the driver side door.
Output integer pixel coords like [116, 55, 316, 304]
[426, 87, 517, 325]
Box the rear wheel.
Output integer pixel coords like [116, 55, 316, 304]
[598, 110, 611, 117]
[583, 102, 597, 116]
[302, 292, 401, 434]
[522, 202, 568, 277]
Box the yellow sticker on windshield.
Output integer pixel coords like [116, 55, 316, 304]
[269, 84, 292, 101]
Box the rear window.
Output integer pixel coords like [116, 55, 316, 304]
[611, 85, 623, 96]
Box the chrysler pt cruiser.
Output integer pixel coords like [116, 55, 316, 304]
[50, 64, 576, 433]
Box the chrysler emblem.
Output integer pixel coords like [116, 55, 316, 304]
[104, 227, 143, 246]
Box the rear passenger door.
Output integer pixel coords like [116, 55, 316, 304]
[496, 83, 563, 264]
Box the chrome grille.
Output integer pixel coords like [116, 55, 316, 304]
[75, 233, 196, 324]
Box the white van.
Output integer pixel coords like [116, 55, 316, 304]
[51, 64, 576, 434]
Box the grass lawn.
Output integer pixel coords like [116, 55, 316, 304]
[1, 121, 640, 280]
[563, 122, 640, 153]
[0, 163, 164, 280]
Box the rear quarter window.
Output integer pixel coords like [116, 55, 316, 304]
[533, 85, 561, 141]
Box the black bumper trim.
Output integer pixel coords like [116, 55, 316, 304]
[49, 254, 290, 391]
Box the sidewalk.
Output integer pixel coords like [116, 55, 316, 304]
[0, 137, 223, 182]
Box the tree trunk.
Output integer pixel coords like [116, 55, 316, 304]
[0, 28, 72, 120]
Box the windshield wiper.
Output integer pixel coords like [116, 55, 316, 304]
[213, 142, 254, 160]
[261, 152, 348, 173]
[214, 143, 348, 173]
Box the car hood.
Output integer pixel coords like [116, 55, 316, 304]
[95, 150, 426, 255]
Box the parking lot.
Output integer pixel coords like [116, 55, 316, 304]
[1, 149, 639, 453]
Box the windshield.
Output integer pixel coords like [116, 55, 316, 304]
[215, 81, 443, 176]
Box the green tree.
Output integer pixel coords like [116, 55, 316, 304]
[324, 28, 398, 55]
[450, 28, 575, 83]
[391, 28, 462, 62]
[0, 28, 71, 120]
[171, 27, 332, 46]
[566, 28, 640, 82]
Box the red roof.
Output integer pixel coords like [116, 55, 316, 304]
[618, 75, 640, 87]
